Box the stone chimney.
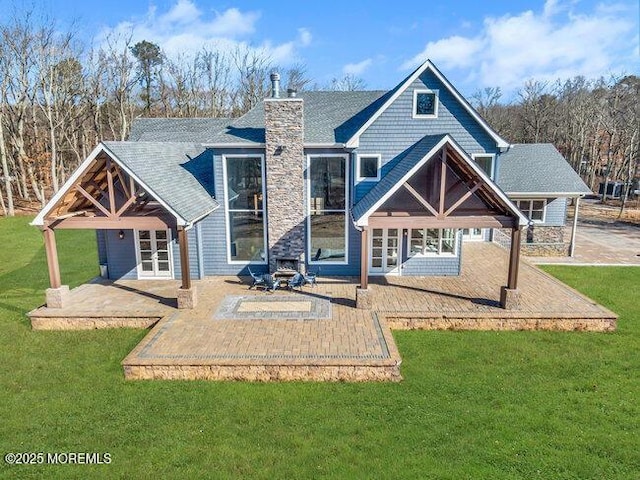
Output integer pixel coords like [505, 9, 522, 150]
[264, 73, 305, 272]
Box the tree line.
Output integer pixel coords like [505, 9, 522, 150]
[0, 10, 637, 217]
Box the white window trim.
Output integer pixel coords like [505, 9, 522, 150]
[412, 89, 439, 119]
[515, 199, 547, 224]
[408, 228, 459, 257]
[306, 153, 350, 265]
[355, 153, 381, 182]
[472, 153, 496, 180]
[134, 229, 175, 279]
[222, 154, 268, 265]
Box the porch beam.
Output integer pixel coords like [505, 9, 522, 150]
[75, 185, 113, 218]
[360, 227, 369, 289]
[403, 183, 439, 217]
[178, 228, 192, 290]
[115, 191, 139, 217]
[439, 147, 447, 215]
[106, 158, 116, 215]
[48, 216, 171, 230]
[507, 227, 521, 289]
[444, 182, 482, 217]
[368, 215, 517, 229]
[42, 227, 62, 289]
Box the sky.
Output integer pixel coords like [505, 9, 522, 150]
[3, 0, 639, 98]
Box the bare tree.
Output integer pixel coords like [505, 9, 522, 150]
[327, 74, 366, 91]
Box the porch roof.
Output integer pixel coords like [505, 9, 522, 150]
[33, 142, 219, 227]
[352, 134, 528, 227]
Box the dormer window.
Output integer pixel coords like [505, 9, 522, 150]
[413, 89, 439, 118]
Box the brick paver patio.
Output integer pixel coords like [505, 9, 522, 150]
[28, 243, 617, 381]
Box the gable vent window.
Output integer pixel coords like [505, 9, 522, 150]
[413, 89, 439, 118]
[356, 154, 381, 182]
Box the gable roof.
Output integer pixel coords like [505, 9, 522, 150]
[498, 144, 592, 196]
[129, 118, 230, 142]
[129, 91, 389, 146]
[208, 90, 389, 145]
[344, 60, 510, 149]
[33, 142, 218, 227]
[352, 134, 527, 227]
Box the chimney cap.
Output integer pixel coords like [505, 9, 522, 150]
[287, 88, 297, 98]
[270, 72, 280, 81]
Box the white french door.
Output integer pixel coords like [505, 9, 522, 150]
[369, 228, 402, 275]
[135, 230, 174, 278]
[462, 228, 484, 242]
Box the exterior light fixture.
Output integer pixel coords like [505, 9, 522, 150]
[118, 230, 125, 240]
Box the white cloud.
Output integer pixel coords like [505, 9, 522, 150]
[96, 1, 309, 66]
[403, 1, 637, 93]
[343, 58, 373, 76]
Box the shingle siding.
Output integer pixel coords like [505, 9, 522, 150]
[355, 70, 498, 203]
[104, 229, 137, 280]
[543, 197, 567, 226]
[400, 230, 463, 276]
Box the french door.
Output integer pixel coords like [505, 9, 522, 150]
[370, 228, 402, 275]
[135, 230, 173, 278]
[462, 228, 484, 242]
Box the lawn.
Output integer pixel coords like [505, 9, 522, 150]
[0, 216, 638, 479]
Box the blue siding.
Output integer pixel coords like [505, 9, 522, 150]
[355, 69, 498, 203]
[104, 229, 137, 280]
[543, 197, 567, 226]
[401, 230, 462, 276]
[96, 230, 107, 265]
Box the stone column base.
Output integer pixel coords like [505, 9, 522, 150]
[356, 288, 372, 310]
[46, 285, 70, 309]
[500, 286, 521, 310]
[177, 286, 198, 309]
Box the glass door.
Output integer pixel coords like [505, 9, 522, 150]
[136, 230, 173, 278]
[462, 228, 484, 242]
[369, 228, 401, 275]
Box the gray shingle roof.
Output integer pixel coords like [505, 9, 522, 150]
[129, 118, 230, 142]
[497, 144, 591, 195]
[102, 141, 218, 224]
[130, 91, 389, 145]
[352, 134, 447, 222]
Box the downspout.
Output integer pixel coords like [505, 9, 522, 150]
[569, 196, 582, 257]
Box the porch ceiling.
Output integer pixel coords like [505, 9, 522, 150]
[44, 151, 175, 230]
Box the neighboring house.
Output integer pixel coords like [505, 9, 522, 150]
[32, 60, 590, 309]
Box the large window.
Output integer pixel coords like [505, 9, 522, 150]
[223, 155, 266, 263]
[472, 154, 495, 178]
[413, 89, 439, 118]
[515, 199, 546, 223]
[308, 155, 348, 263]
[409, 228, 458, 256]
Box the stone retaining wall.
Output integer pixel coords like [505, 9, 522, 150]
[31, 316, 160, 330]
[123, 364, 402, 382]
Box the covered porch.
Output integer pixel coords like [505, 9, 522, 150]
[31, 142, 217, 310]
[353, 135, 528, 309]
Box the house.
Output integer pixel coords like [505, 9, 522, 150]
[32, 60, 591, 310]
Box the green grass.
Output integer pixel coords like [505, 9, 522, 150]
[0, 216, 638, 479]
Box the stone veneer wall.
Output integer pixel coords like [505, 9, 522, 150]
[264, 98, 306, 272]
[495, 226, 568, 256]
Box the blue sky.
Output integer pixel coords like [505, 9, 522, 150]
[4, 0, 639, 98]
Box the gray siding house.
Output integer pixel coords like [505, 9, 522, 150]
[32, 60, 590, 308]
